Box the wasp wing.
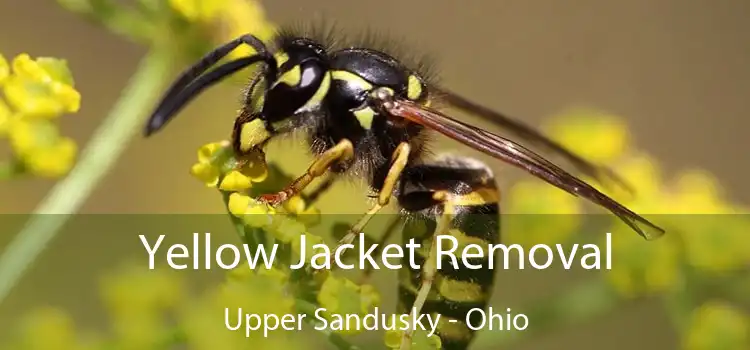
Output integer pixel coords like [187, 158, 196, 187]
[434, 87, 633, 194]
[382, 98, 665, 240]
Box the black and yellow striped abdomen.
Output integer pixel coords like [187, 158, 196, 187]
[397, 158, 501, 350]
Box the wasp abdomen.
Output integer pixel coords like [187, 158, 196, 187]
[397, 156, 500, 350]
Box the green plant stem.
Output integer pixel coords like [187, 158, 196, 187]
[0, 49, 174, 306]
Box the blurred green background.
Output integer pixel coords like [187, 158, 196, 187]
[0, 0, 748, 349]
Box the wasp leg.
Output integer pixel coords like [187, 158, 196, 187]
[399, 192, 453, 350]
[301, 173, 339, 208]
[397, 155, 500, 350]
[258, 139, 354, 206]
[335, 142, 411, 248]
[356, 215, 403, 284]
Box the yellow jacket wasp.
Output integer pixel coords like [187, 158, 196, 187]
[144, 24, 665, 350]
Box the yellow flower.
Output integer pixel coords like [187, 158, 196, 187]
[7, 117, 49, 154]
[227, 192, 276, 227]
[667, 170, 731, 214]
[227, 192, 252, 215]
[611, 153, 663, 205]
[190, 141, 268, 190]
[215, 0, 277, 60]
[616, 163, 748, 272]
[506, 180, 582, 215]
[169, 0, 227, 22]
[283, 195, 307, 215]
[665, 171, 748, 273]
[600, 152, 750, 294]
[271, 215, 308, 243]
[598, 154, 672, 235]
[100, 264, 186, 312]
[256, 265, 291, 285]
[0, 54, 8, 84]
[317, 275, 380, 335]
[190, 141, 229, 187]
[228, 265, 290, 288]
[8, 307, 104, 350]
[7, 118, 78, 177]
[180, 267, 298, 349]
[17, 307, 78, 350]
[219, 170, 253, 191]
[100, 264, 186, 349]
[384, 327, 442, 350]
[0, 53, 81, 179]
[190, 162, 220, 187]
[227, 265, 254, 281]
[168, 0, 276, 61]
[684, 301, 748, 350]
[283, 195, 322, 227]
[504, 180, 582, 247]
[682, 226, 747, 274]
[23, 137, 77, 178]
[180, 301, 248, 350]
[0, 99, 11, 135]
[4, 54, 80, 118]
[544, 107, 630, 164]
[604, 228, 682, 298]
[197, 141, 226, 162]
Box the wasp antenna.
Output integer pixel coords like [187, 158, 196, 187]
[144, 34, 276, 136]
[145, 56, 269, 136]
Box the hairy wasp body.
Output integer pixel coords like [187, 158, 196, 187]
[236, 32, 500, 349]
[234, 32, 433, 193]
[145, 24, 664, 350]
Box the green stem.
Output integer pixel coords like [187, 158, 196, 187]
[0, 49, 174, 305]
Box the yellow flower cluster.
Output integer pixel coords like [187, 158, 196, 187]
[0, 53, 80, 178]
[384, 328, 443, 350]
[544, 107, 630, 164]
[505, 107, 749, 297]
[100, 264, 185, 349]
[317, 275, 381, 335]
[181, 266, 302, 349]
[684, 300, 749, 350]
[503, 107, 629, 247]
[533, 107, 749, 349]
[190, 141, 268, 191]
[1, 263, 308, 350]
[8, 307, 103, 350]
[191, 141, 321, 233]
[603, 158, 748, 298]
[189, 140, 386, 344]
[168, 0, 277, 59]
[504, 180, 583, 247]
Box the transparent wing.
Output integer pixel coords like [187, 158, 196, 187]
[435, 87, 634, 194]
[381, 97, 665, 240]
